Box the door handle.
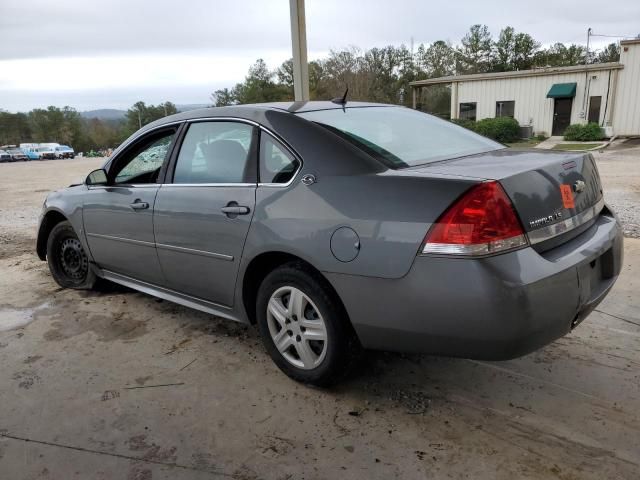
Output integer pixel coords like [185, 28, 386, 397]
[130, 200, 149, 210]
[221, 201, 250, 218]
[221, 206, 250, 215]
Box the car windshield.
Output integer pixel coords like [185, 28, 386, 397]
[298, 106, 504, 168]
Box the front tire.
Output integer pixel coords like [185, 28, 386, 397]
[46, 221, 96, 289]
[256, 262, 361, 386]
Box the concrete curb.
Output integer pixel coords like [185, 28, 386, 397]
[589, 136, 617, 151]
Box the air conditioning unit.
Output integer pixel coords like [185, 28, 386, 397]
[519, 125, 534, 139]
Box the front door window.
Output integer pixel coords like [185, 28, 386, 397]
[112, 132, 175, 185]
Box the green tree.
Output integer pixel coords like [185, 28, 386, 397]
[276, 58, 294, 87]
[308, 60, 328, 99]
[494, 27, 540, 71]
[595, 43, 620, 63]
[26, 106, 83, 145]
[275, 58, 328, 100]
[512, 33, 540, 70]
[1, 106, 126, 152]
[60, 107, 83, 145]
[123, 101, 177, 136]
[457, 24, 494, 74]
[211, 88, 236, 107]
[420, 40, 456, 78]
[534, 43, 586, 67]
[232, 59, 291, 104]
[0, 111, 32, 145]
[493, 27, 517, 71]
[362, 46, 404, 102]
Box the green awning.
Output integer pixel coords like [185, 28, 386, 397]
[547, 82, 577, 98]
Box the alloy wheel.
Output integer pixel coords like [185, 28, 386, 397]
[266, 286, 328, 370]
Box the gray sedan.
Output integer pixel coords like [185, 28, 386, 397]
[36, 102, 623, 385]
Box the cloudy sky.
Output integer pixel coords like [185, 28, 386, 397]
[1, 0, 638, 112]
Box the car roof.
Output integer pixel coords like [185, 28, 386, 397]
[145, 101, 395, 130]
[246, 101, 394, 113]
[110, 101, 398, 174]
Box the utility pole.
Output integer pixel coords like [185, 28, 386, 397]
[582, 27, 592, 117]
[289, 0, 310, 101]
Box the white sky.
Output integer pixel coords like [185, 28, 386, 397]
[0, 0, 638, 111]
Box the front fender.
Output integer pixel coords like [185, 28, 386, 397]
[36, 186, 90, 261]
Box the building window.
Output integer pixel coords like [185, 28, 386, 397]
[496, 101, 515, 118]
[459, 102, 477, 121]
[588, 96, 602, 124]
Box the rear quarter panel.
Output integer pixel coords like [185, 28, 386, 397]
[243, 165, 479, 280]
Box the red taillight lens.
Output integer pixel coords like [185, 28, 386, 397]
[423, 181, 527, 256]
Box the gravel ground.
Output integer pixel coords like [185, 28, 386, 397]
[0, 154, 639, 479]
[594, 139, 640, 238]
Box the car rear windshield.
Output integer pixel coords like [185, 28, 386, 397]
[298, 106, 504, 168]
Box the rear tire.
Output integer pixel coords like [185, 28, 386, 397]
[46, 221, 96, 289]
[256, 262, 361, 386]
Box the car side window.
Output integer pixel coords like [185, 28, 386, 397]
[173, 122, 253, 184]
[259, 133, 300, 184]
[113, 132, 175, 185]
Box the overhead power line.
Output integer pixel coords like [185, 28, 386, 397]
[589, 33, 639, 39]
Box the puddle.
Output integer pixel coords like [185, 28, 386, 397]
[0, 303, 49, 332]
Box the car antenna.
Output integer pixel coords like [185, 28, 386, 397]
[331, 86, 349, 105]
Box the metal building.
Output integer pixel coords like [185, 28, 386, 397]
[410, 39, 640, 137]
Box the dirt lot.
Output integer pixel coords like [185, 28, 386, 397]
[1, 152, 639, 479]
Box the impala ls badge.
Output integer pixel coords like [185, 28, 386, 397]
[529, 211, 563, 228]
[573, 180, 586, 193]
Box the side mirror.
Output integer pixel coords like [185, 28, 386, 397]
[86, 168, 108, 186]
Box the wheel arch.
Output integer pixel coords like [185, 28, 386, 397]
[36, 209, 68, 260]
[241, 251, 351, 327]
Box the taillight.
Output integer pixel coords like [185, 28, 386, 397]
[422, 181, 527, 256]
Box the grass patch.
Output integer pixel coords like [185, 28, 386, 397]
[552, 143, 604, 151]
[505, 138, 543, 149]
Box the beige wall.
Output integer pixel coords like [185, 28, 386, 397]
[612, 41, 640, 136]
[455, 68, 615, 136]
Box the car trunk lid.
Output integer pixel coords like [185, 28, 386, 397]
[413, 149, 604, 251]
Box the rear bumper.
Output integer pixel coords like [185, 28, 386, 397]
[326, 209, 623, 360]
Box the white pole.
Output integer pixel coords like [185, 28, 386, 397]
[289, 0, 310, 101]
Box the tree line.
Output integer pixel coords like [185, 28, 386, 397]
[0, 101, 177, 152]
[1, 24, 621, 150]
[212, 24, 620, 115]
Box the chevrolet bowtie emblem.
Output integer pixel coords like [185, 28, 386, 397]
[573, 180, 586, 193]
